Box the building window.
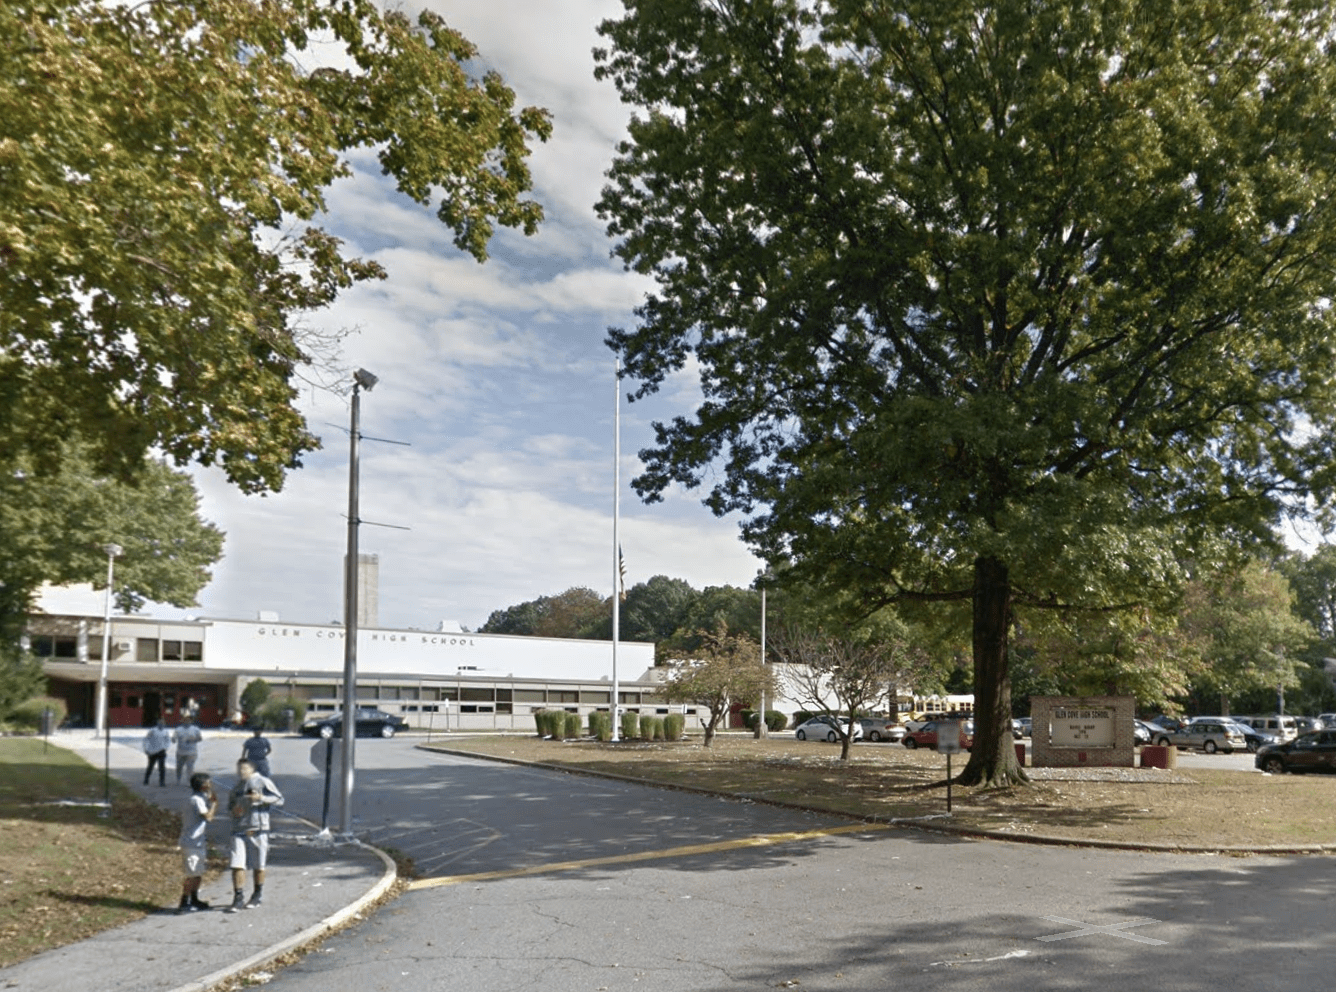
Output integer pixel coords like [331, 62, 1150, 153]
[580, 690, 610, 705]
[29, 635, 78, 658]
[550, 690, 578, 704]
[136, 639, 158, 662]
[459, 704, 494, 714]
[183, 641, 203, 661]
[162, 640, 183, 661]
[460, 687, 493, 702]
[514, 689, 545, 703]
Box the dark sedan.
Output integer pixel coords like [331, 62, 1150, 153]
[301, 707, 407, 739]
[1254, 731, 1336, 774]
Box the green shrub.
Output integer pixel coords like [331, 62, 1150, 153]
[256, 698, 306, 731]
[791, 710, 813, 729]
[620, 710, 640, 740]
[534, 711, 549, 736]
[564, 711, 582, 739]
[536, 710, 565, 738]
[663, 713, 684, 740]
[10, 696, 67, 732]
[740, 709, 757, 730]
[588, 711, 611, 741]
[646, 716, 665, 740]
[765, 710, 787, 732]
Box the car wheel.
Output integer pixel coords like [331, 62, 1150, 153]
[1204, 740, 1218, 754]
[380, 723, 396, 739]
[1157, 737, 1172, 747]
[1263, 757, 1285, 774]
[826, 731, 838, 742]
[796, 730, 807, 740]
[319, 724, 335, 740]
[905, 738, 918, 749]
[869, 731, 882, 742]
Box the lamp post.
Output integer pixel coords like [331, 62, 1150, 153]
[96, 543, 122, 813]
[338, 368, 377, 838]
[755, 570, 769, 739]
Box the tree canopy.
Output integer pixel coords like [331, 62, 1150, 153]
[1, 0, 550, 492]
[596, 0, 1336, 784]
[1, 445, 226, 644]
[660, 622, 771, 746]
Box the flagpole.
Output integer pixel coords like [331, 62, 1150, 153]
[611, 354, 621, 742]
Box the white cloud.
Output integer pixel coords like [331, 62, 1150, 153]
[157, 0, 761, 633]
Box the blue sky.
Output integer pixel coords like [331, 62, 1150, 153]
[176, 0, 763, 630]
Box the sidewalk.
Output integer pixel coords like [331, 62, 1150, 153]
[0, 732, 395, 992]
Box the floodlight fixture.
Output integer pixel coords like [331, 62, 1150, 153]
[353, 368, 378, 391]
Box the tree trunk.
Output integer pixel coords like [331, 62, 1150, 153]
[957, 556, 1028, 787]
[702, 709, 720, 747]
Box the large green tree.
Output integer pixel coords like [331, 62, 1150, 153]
[596, 0, 1336, 785]
[1, 448, 226, 636]
[1, 0, 550, 492]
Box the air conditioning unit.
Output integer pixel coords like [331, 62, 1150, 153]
[115, 640, 133, 653]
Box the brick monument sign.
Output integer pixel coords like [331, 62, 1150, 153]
[1030, 695, 1136, 768]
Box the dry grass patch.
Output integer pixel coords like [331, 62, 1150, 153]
[431, 733, 1336, 849]
[0, 738, 183, 966]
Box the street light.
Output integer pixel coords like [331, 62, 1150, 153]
[338, 369, 375, 838]
[96, 543, 122, 813]
[755, 570, 769, 739]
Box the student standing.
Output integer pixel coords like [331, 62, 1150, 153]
[177, 772, 217, 913]
[142, 719, 172, 786]
[173, 716, 204, 784]
[240, 726, 272, 777]
[226, 758, 283, 912]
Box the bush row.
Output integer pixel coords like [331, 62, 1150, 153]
[741, 710, 789, 732]
[535, 709, 687, 742]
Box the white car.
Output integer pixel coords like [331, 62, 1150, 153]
[794, 716, 863, 742]
[857, 718, 906, 743]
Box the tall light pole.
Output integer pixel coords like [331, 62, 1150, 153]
[339, 367, 377, 838]
[96, 543, 122, 812]
[95, 544, 122, 734]
[611, 355, 621, 742]
[755, 571, 768, 739]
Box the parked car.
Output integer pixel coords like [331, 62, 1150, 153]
[1017, 717, 1032, 738]
[1255, 731, 1336, 774]
[1223, 721, 1278, 754]
[1152, 721, 1246, 754]
[857, 718, 905, 743]
[1234, 715, 1299, 741]
[1316, 713, 1336, 729]
[794, 716, 863, 742]
[1133, 720, 1157, 745]
[301, 707, 407, 739]
[1292, 717, 1320, 734]
[902, 721, 973, 751]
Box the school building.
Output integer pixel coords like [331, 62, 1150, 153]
[25, 588, 676, 732]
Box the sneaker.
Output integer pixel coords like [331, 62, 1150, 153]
[190, 896, 210, 910]
[245, 892, 262, 909]
[176, 900, 194, 915]
[226, 893, 246, 913]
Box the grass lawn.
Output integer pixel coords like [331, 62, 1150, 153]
[429, 733, 1336, 849]
[0, 738, 183, 967]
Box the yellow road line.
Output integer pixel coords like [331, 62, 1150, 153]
[406, 822, 887, 890]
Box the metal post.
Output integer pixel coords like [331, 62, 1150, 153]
[755, 581, 768, 738]
[97, 544, 121, 814]
[611, 355, 621, 742]
[321, 737, 334, 832]
[339, 369, 376, 837]
[947, 752, 953, 813]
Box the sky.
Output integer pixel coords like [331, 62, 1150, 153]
[166, 0, 764, 631]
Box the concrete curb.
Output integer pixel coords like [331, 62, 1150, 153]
[165, 831, 398, 992]
[419, 743, 1336, 857]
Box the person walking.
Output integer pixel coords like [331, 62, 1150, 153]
[142, 719, 171, 786]
[173, 716, 204, 785]
[226, 758, 283, 912]
[240, 726, 272, 777]
[177, 772, 217, 913]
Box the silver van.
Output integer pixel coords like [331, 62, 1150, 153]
[1238, 715, 1298, 741]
